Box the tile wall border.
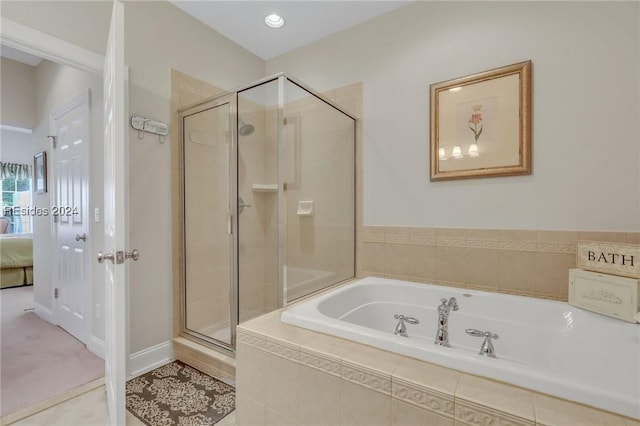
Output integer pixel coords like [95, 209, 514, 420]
[362, 226, 586, 254]
[299, 347, 342, 377]
[392, 377, 455, 418]
[455, 398, 535, 426]
[342, 361, 392, 395]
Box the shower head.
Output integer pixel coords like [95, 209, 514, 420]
[238, 118, 255, 136]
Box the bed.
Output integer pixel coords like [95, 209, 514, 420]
[0, 234, 33, 289]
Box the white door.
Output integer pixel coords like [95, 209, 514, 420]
[52, 90, 91, 343]
[101, 1, 128, 425]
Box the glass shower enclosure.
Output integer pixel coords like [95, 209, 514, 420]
[179, 74, 356, 352]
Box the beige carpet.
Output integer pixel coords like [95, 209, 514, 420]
[1, 286, 104, 417]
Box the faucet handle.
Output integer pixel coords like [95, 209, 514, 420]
[465, 329, 499, 339]
[394, 314, 419, 325]
[440, 297, 459, 310]
[466, 329, 499, 358]
[449, 297, 459, 311]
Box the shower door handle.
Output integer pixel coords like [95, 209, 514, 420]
[238, 197, 251, 214]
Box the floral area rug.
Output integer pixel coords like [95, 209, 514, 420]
[126, 361, 235, 426]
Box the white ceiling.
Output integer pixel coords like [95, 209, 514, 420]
[169, 1, 412, 60]
[0, 44, 42, 67]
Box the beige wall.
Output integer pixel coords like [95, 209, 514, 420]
[2, 1, 266, 359]
[125, 1, 265, 353]
[0, 129, 33, 164]
[31, 59, 105, 340]
[267, 1, 640, 232]
[0, 57, 37, 129]
[1, 1, 111, 56]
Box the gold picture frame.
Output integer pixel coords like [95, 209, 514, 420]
[430, 61, 531, 181]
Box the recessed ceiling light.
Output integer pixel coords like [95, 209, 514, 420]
[264, 13, 285, 29]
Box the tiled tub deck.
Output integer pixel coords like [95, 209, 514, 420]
[236, 309, 639, 426]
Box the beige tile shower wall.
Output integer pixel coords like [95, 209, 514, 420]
[264, 105, 280, 312]
[237, 98, 269, 322]
[361, 226, 639, 301]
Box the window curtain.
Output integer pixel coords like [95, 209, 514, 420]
[0, 162, 32, 180]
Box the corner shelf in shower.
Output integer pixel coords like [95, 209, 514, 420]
[252, 184, 278, 192]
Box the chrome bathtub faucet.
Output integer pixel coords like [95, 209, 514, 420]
[465, 329, 499, 358]
[393, 314, 419, 337]
[434, 297, 458, 347]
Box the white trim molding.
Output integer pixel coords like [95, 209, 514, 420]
[87, 335, 106, 360]
[0, 125, 33, 134]
[33, 301, 55, 325]
[128, 340, 175, 379]
[0, 18, 104, 73]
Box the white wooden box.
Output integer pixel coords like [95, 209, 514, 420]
[569, 269, 640, 323]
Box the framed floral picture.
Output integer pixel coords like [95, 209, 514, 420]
[430, 61, 531, 181]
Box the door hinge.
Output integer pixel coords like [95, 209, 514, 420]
[48, 135, 57, 149]
[54, 288, 59, 298]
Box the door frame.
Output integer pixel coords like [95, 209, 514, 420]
[0, 19, 106, 354]
[49, 88, 93, 345]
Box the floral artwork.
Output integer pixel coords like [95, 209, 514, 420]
[454, 97, 496, 155]
[430, 60, 532, 180]
[468, 105, 483, 143]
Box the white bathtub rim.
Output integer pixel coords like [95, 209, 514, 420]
[281, 276, 640, 419]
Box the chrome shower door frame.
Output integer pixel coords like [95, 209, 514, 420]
[178, 93, 239, 355]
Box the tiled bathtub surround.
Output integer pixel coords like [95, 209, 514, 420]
[235, 310, 638, 426]
[361, 226, 640, 301]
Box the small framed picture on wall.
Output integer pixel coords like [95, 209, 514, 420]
[430, 61, 532, 181]
[33, 151, 47, 194]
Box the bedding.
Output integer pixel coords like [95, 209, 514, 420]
[0, 234, 33, 288]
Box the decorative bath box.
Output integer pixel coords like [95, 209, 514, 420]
[577, 240, 640, 279]
[569, 269, 640, 323]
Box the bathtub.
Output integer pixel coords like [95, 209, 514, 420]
[281, 276, 640, 419]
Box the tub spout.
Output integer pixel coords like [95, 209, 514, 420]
[434, 297, 458, 347]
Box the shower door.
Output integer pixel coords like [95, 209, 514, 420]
[182, 94, 237, 349]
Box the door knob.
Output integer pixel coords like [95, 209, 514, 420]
[75, 233, 87, 242]
[97, 251, 115, 263]
[125, 249, 140, 261]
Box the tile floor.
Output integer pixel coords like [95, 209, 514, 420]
[10, 386, 237, 426]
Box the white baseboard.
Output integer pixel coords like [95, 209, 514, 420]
[87, 335, 105, 360]
[33, 301, 55, 324]
[128, 340, 175, 379]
